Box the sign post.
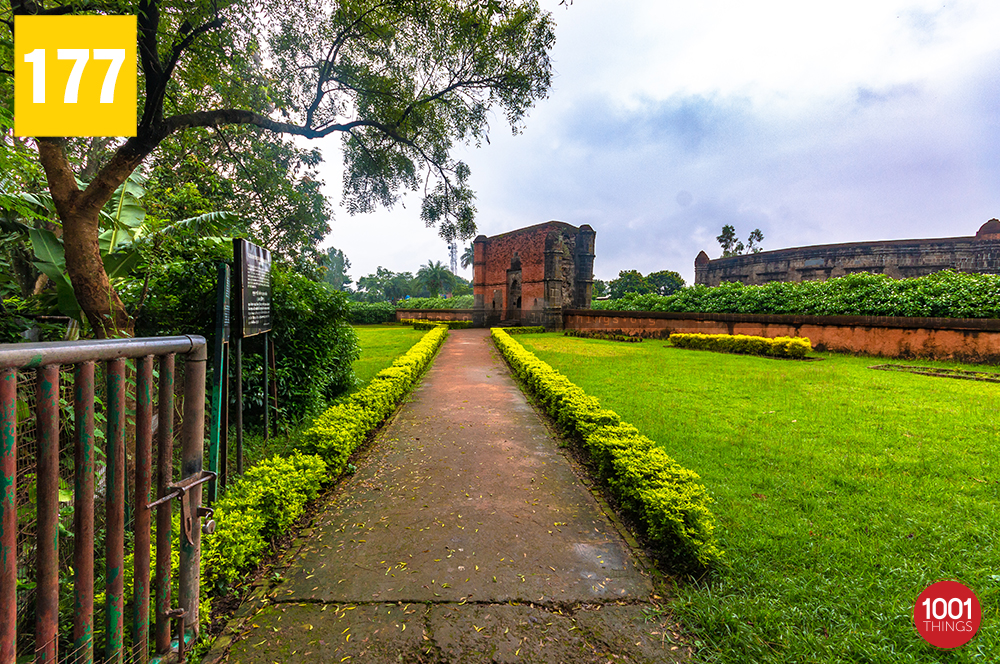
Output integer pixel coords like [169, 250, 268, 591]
[208, 263, 230, 503]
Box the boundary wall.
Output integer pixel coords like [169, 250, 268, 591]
[564, 310, 1000, 364]
[393, 308, 1000, 363]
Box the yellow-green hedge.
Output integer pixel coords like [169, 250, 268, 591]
[491, 328, 722, 571]
[670, 332, 811, 358]
[301, 324, 448, 472]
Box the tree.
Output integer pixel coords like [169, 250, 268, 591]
[646, 270, 684, 296]
[5, 0, 556, 336]
[460, 244, 475, 270]
[717, 224, 764, 257]
[416, 259, 455, 298]
[592, 279, 608, 298]
[322, 246, 353, 291]
[608, 270, 652, 299]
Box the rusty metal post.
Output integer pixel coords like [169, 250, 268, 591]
[133, 356, 154, 664]
[74, 362, 96, 664]
[35, 365, 60, 664]
[178, 345, 207, 640]
[1, 368, 17, 664]
[155, 354, 175, 655]
[106, 358, 126, 664]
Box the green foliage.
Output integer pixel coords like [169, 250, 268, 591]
[564, 330, 642, 342]
[717, 224, 764, 256]
[403, 319, 471, 330]
[322, 246, 352, 291]
[302, 325, 448, 473]
[348, 301, 397, 324]
[129, 241, 359, 426]
[355, 266, 419, 302]
[401, 295, 475, 309]
[416, 260, 456, 298]
[608, 269, 684, 299]
[203, 452, 327, 588]
[491, 329, 722, 571]
[593, 270, 1000, 318]
[670, 333, 811, 358]
[501, 326, 546, 335]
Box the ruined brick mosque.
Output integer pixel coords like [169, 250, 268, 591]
[472, 221, 596, 328]
[694, 219, 1000, 286]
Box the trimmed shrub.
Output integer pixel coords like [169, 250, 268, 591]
[202, 451, 327, 588]
[349, 301, 397, 324]
[502, 326, 546, 335]
[491, 329, 722, 571]
[670, 333, 811, 358]
[301, 325, 448, 473]
[402, 295, 474, 309]
[565, 329, 642, 342]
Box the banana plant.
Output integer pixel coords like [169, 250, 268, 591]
[3, 173, 237, 323]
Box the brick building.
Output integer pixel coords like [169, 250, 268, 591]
[472, 221, 596, 329]
[695, 220, 1000, 286]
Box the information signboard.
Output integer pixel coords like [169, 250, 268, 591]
[234, 238, 271, 338]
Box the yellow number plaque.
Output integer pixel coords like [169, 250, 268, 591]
[15, 15, 137, 137]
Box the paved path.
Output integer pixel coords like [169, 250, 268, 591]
[210, 329, 688, 663]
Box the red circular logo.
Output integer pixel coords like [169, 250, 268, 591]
[914, 581, 981, 649]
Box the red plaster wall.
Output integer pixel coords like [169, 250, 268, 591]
[564, 311, 1000, 363]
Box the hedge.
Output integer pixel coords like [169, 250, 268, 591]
[491, 329, 722, 571]
[565, 329, 643, 343]
[502, 326, 546, 334]
[202, 452, 327, 589]
[402, 295, 475, 309]
[349, 301, 397, 324]
[670, 333, 811, 358]
[400, 319, 472, 330]
[592, 270, 1000, 318]
[301, 324, 448, 473]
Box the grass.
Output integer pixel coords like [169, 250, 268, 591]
[514, 333, 998, 663]
[351, 324, 428, 388]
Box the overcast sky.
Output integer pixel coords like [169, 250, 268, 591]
[315, 0, 1000, 285]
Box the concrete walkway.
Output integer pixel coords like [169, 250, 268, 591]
[210, 329, 689, 663]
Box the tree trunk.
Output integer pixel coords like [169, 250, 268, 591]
[36, 139, 136, 338]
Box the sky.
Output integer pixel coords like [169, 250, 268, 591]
[314, 0, 1000, 286]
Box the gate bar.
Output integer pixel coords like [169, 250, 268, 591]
[35, 365, 60, 664]
[106, 359, 126, 664]
[155, 354, 175, 654]
[133, 355, 153, 664]
[74, 361, 96, 664]
[1, 369, 16, 664]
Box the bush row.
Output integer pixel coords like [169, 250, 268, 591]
[592, 270, 1000, 318]
[349, 301, 396, 324]
[300, 325, 448, 472]
[401, 319, 472, 330]
[502, 326, 546, 334]
[402, 295, 475, 309]
[202, 452, 327, 589]
[491, 329, 722, 571]
[565, 329, 643, 343]
[670, 333, 811, 358]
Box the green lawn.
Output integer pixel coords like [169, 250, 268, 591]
[352, 324, 428, 388]
[514, 333, 998, 664]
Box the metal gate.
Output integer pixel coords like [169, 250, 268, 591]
[1, 336, 213, 664]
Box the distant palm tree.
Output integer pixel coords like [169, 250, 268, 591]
[460, 245, 475, 270]
[417, 260, 456, 297]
